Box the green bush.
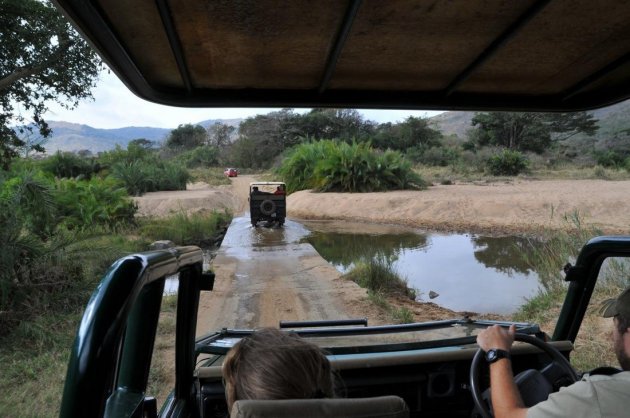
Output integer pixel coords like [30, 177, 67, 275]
[593, 150, 627, 168]
[97, 143, 155, 168]
[110, 159, 190, 195]
[139, 210, 231, 246]
[176, 146, 220, 168]
[41, 151, 100, 179]
[344, 256, 414, 299]
[278, 140, 426, 193]
[0, 173, 84, 335]
[416, 146, 461, 166]
[486, 149, 529, 175]
[54, 177, 137, 229]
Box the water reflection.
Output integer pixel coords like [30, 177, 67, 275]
[471, 236, 540, 276]
[303, 226, 541, 315]
[305, 231, 428, 270]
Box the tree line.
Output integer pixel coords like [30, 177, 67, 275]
[157, 108, 600, 173]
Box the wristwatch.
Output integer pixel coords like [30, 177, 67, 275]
[485, 348, 511, 364]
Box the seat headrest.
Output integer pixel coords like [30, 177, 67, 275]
[231, 396, 409, 418]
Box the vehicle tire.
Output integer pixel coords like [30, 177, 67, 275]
[259, 199, 276, 216]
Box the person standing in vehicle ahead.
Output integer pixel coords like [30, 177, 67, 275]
[477, 286, 630, 418]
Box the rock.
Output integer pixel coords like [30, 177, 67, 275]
[429, 290, 439, 299]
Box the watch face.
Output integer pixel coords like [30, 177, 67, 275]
[486, 350, 497, 362]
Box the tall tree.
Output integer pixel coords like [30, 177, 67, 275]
[232, 109, 301, 168]
[165, 124, 207, 150]
[207, 122, 235, 148]
[470, 111, 598, 153]
[297, 108, 374, 142]
[0, 0, 103, 169]
[372, 116, 441, 151]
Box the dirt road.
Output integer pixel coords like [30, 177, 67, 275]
[195, 175, 392, 335]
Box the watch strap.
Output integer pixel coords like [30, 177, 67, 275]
[486, 348, 511, 363]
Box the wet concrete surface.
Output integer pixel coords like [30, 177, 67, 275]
[195, 215, 375, 334]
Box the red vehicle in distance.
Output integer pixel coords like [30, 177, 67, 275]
[224, 168, 238, 177]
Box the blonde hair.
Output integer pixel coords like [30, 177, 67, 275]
[222, 328, 334, 411]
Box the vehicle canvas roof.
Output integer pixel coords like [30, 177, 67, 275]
[250, 182, 285, 186]
[53, 0, 630, 111]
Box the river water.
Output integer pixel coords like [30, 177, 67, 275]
[167, 217, 542, 315]
[300, 220, 542, 315]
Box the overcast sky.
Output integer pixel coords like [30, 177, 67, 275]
[43, 70, 444, 129]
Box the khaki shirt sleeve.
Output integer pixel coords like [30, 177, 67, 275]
[526, 381, 600, 418]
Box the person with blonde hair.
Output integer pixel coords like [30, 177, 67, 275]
[222, 328, 335, 412]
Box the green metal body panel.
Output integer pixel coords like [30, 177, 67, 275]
[60, 246, 210, 418]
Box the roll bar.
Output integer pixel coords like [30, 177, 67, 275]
[60, 246, 213, 418]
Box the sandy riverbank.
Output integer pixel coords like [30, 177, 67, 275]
[136, 177, 630, 235]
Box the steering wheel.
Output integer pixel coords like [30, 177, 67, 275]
[470, 333, 578, 418]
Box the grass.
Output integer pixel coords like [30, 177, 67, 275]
[346, 258, 417, 324]
[139, 209, 231, 246]
[416, 163, 630, 185]
[147, 294, 178, 405]
[512, 215, 629, 372]
[344, 256, 415, 300]
[0, 311, 82, 418]
[189, 167, 232, 186]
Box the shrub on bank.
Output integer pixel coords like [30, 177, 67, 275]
[486, 149, 529, 175]
[344, 256, 415, 299]
[278, 140, 426, 193]
[111, 159, 189, 195]
[176, 146, 220, 168]
[139, 209, 232, 246]
[54, 177, 137, 229]
[40, 151, 100, 179]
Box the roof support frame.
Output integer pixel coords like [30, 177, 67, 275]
[443, 0, 552, 97]
[318, 0, 363, 94]
[155, 0, 193, 92]
[562, 52, 630, 102]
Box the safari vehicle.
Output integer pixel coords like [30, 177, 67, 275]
[52, 1, 630, 418]
[249, 182, 286, 227]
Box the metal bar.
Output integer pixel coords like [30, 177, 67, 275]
[280, 318, 368, 328]
[318, 0, 363, 94]
[562, 52, 630, 101]
[552, 236, 630, 341]
[155, 0, 193, 92]
[196, 319, 541, 356]
[444, 0, 552, 96]
[60, 248, 203, 418]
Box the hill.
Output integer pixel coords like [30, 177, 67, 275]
[428, 99, 630, 148]
[40, 117, 243, 153]
[40, 121, 170, 153]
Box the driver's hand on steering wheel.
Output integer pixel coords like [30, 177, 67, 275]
[477, 324, 516, 352]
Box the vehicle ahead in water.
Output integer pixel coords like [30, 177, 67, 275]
[52, 1, 630, 417]
[248, 182, 286, 227]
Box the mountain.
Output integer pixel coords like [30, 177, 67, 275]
[40, 117, 243, 153]
[429, 111, 476, 139]
[41, 121, 171, 153]
[195, 118, 243, 128]
[428, 99, 630, 144]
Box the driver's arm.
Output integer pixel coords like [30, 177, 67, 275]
[477, 324, 529, 418]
